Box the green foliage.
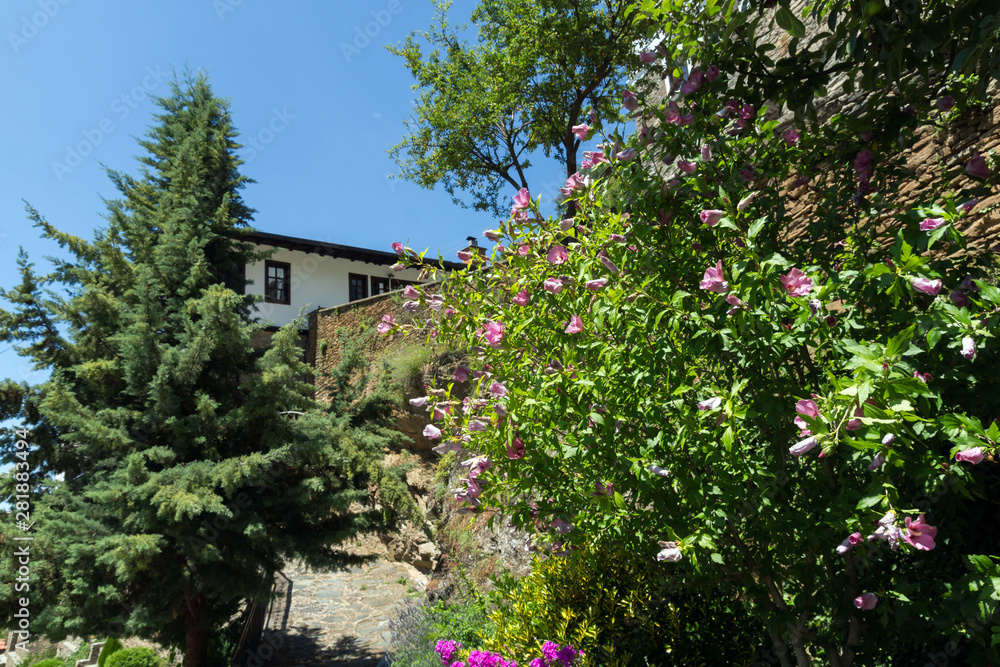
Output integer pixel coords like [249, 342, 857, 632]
[387, 2, 1000, 663]
[387, 575, 498, 666]
[31, 659, 65, 667]
[636, 0, 1000, 128]
[388, 0, 648, 216]
[98, 638, 124, 667]
[433, 449, 458, 498]
[104, 648, 161, 667]
[0, 73, 398, 667]
[484, 541, 764, 666]
[390, 343, 433, 398]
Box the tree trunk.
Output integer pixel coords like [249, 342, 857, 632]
[185, 594, 209, 667]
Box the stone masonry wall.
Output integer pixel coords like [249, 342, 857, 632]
[640, 4, 999, 252]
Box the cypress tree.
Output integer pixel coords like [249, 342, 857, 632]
[0, 73, 404, 667]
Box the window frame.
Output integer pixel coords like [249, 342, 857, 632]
[264, 260, 292, 305]
[348, 273, 369, 302]
[371, 276, 391, 296]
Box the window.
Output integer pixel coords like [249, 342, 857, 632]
[264, 260, 291, 305]
[348, 273, 368, 302]
[371, 276, 391, 296]
[390, 278, 416, 291]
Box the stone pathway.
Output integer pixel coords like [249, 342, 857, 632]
[263, 558, 427, 667]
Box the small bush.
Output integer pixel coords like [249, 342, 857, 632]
[98, 638, 124, 667]
[104, 647, 161, 667]
[483, 539, 767, 666]
[31, 659, 64, 667]
[387, 577, 497, 666]
[391, 344, 433, 396]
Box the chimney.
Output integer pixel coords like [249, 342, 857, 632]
[459, 235, 486, 264]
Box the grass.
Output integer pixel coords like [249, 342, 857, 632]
[390, 344, 433, 396]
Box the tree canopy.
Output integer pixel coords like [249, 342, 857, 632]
[389, 0, 645, 217]
[0, 74, 405, 667]
[385, 0, 1000, 664]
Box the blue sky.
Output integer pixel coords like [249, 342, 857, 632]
[0, 0, 586, 390]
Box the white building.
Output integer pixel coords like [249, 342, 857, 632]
[242, 231, 462, 329]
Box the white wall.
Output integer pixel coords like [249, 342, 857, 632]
[245, 245, 426, 328]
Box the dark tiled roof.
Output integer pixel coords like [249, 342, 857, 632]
[242, 231, 466, 271]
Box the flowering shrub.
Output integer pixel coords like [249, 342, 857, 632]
[384, 7, 1000, 666]
[481, 540, 763, 665]
[434, 638, 583, 667]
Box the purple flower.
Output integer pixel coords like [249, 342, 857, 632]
[512, 188, 531, 210]
[639, 51, 657, 63]
[598, 251, 619, 274]
[376, 313, 395, 334]
[700, 261, 729, 293]
[903, 514, 937, 551]
[845, 405, 864, 431]
[490, 381, 508, 397]
[649, 464, 670, 477]
[961, 336, 976, 360]
[585, 278, 607, 291]
[453, 366, 471, 383]
[911, 278, 942, 295]
[506, 437, 525, 459]
[403, 285, 421, 300]
[955, 447, 984, 464]
[623, 89, 639, 111]
[919, 217, 946, 231]
[701, 144, 712, 162]
[547, 244, 569, 265]
[869, 451, 886, 470]
[789, 436, 818, 456]
[616, 148, 636, 161]
[782, 129, 800, 145]
[698, 396, 722, 411]
[705, 65, 720, 82]
[966, 152, 990, 179]
[423, 424, 442, 440]
[780, 268, 813, 297]
[565, 315, 584, 334]
[572, 123, 590, 140]
[836, 532, 863, 554]
[560, 173, 585, 197]
[868, 511, 903, 550]
[435, 640, 463, 664]
[543, 277, 564, 294]
[483, 320, 505, 348]
[725, 293, 743, 315]
[409, 396, 429, 408]
[483, 229, 501, 242]
[854, 593, 878, 610]
[700, 209, 725, 226]
[936, 95, 956, 111]
[513, 288, 529, 306]
[677, 160, 697, 174]
[656, 540, 682, 562]
[391, 241, 404, 254]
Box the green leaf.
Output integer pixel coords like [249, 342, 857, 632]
[925, 327, 941, 350]
[776, 6, 806, 38]
[856, 494, 884, 510]
[613, 492, 626, 510]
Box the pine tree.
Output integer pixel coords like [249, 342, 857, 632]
[0, 73, 403, 667]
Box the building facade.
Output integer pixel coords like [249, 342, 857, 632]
[243, 231, 455, 329]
